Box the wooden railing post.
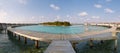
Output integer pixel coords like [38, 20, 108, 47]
[35, 40, 39, 49]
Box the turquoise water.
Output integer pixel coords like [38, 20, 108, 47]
[16, 25, 107, 34]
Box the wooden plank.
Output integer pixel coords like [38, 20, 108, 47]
[44, 40, 76, 53]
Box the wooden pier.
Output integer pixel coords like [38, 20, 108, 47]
[6, 23, 120, 53]
[44, 40, 76, 53]
[0, 23, 38, 33]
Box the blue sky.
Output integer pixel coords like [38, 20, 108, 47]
[0, 0, 120, 23]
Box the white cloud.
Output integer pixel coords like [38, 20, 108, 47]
[0, 10, 7, 18]
[104, 8, 114, 13]
[18, 0, 28, 4]
[78, 12, 88, 17]
[94, 4, 102, 8]
[50, 4, 60, 10]
[92, 16, 100, 19]
[106, 0, 112, 2]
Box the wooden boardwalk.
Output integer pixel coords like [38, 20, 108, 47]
[7, 24, 120, 53]
[44, 40, 75, 53]
[8, 26, 117, 41]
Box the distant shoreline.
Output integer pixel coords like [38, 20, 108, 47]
[40, 21, 71, 26]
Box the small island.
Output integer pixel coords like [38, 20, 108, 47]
[40, 21, 71, 26]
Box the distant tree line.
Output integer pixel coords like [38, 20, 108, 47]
[40, 21, 71, 26]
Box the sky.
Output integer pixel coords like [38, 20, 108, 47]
[0, 0, 120, 23]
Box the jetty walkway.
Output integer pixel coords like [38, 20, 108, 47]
[7, 23, 120, 53]
[44, 40, 76, 53]
[0, 23, 38, 32]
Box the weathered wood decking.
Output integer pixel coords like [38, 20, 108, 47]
[8, 26, 117, 42]
[44, 40, 76, 53]
[7, 24, 120, 53]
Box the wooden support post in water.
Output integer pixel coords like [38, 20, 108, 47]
[35, 40, 39, 49]
[12, 32, 14, 36]
[114, 39, 117, 50]
[18, 35, 20, 40]
[14, 33, 16, 38]
[72, 42, 78, 49]
[89, 39, 93, 48]
[100, 40, 104, 44]
[112, 29, 117, 50]
[24, 37, 27, 44]
[7, 30, 9, 35]
[10, 31, 13, 36]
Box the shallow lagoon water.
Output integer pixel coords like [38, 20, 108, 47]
[0, 25, 119, 53]
[16, 25, 108, 34]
